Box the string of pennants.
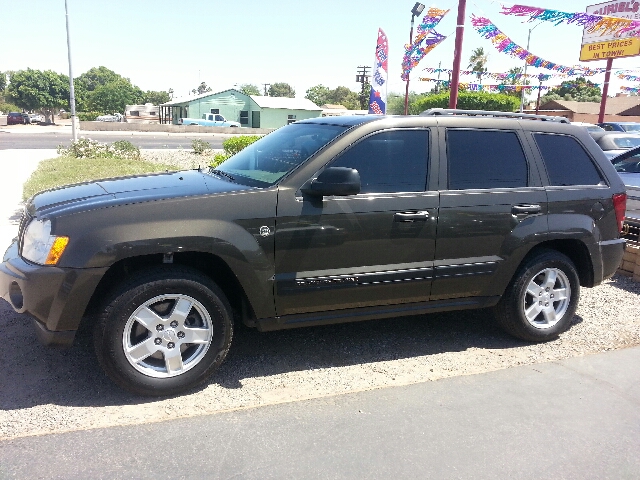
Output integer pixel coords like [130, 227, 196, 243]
[401, 5, 640, 87]
[419, 78, 551, 92]
[419, 77, 603, 92]
[620, 86, 640, 94]
[500, 4, 640, 37]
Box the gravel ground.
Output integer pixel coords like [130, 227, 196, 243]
[1, 274, 639, 440]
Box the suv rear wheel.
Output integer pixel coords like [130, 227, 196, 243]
[94, 266, 233, 396]
[494, 250, 580, 342]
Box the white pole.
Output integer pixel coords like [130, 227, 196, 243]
[65, 0, 78, 141]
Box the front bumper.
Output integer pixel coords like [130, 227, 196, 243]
[0, 240, 107, 347]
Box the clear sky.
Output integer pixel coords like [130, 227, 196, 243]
[2, 0, 639, 101]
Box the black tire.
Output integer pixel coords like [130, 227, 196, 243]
[494, 249, 580, 342]
[94, 266, 233, 396]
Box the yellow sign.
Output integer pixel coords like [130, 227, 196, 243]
[579, 37, 640, 61]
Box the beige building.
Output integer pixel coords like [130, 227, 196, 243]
[530, 94, 640, 123]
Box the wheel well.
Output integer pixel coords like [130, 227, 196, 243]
[84, 252, 255, 325]
[524, 240, 594, 287]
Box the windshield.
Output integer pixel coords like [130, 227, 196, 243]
[211, 123, 349, 187]
[612, 136, 640, 148]
[614, 153, 640, 173]
[622, 124, 640, 132]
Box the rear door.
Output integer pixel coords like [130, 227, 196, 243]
[431, 120, 548, 301]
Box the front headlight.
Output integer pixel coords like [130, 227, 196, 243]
[21, 219, 69, 265]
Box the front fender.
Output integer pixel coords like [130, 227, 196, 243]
[54, 189, 278, 318]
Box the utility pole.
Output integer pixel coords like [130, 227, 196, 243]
[64, 0, 78, 141]
[262, 83, 271, 96]
[356, 66, 371, 110]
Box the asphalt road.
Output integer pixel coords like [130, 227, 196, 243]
[0, 130, 226, 150]
[1, 347, 638, 479]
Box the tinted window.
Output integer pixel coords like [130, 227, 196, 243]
[613, 153, 640, 173]
[534, 134, 603, 186]
[447, 130, 528, 189]
[329, 130, 429, 193]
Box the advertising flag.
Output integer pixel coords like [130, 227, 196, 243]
[369, 28, 388, 114]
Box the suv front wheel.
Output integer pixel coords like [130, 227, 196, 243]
[94, 266, 233, 396]
[494, 250, 580, 342]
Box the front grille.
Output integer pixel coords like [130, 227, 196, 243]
[622, 220, 640, 245]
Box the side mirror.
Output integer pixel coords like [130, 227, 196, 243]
[301, 167, 361, 197]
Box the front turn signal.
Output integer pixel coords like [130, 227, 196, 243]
[45, 236, 69, 265]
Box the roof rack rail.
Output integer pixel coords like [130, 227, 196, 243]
[419, 108, 570, 123]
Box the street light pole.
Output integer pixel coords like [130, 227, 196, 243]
[404, 2, 425, 115]
[519, 23, 540, 113]
[64, 0, 78, 141]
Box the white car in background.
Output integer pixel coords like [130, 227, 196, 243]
[28, 113, 45, 124]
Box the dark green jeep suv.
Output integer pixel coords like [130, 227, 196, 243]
[0, 110, 627, 396]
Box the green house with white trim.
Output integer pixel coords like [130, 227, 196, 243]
[159, 89, 322, 129]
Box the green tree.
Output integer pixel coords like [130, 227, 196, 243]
[142, 90, 171, 105]
[414, 91, 520, 112]
[7, 69, 69, 120]
[388, 91, 429, 115]
[359, 81, 372, 110]
[468, 47, 488, 83]
[268, 82, 295, 97]
[238, 83, 260, 95]
[74, 66, 139, 112]
[305, 84, 331, 106]
[326, 86, 360, 109]
[88, 78, 144, 113]
[0, 72, 6, 92]
[498, 67, 527, 98]
[539, 77, 602, 103]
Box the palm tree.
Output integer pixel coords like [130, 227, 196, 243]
[468, 47, 489, 85]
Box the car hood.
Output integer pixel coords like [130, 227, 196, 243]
[28, 169, 252, 217]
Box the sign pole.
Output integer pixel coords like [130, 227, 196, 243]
[598, 58, 613, 124]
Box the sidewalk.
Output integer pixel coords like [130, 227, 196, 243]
[0, 149, 57, 249]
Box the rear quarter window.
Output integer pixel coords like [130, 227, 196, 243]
[533, 133, 604, 186]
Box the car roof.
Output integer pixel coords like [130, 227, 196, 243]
[297, 115, 382, 127]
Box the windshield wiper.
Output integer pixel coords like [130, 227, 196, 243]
[209, 169, 236, 182]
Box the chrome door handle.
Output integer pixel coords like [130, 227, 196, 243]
[511, 204, 541, 215]
[394, 211, 429, 222]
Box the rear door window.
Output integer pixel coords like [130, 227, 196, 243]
[446, 130, 528, 190]
[533, 133, 604, 186]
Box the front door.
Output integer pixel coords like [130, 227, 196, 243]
[274, 128, 438, 317]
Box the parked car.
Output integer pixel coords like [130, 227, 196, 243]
[6, 112, 28, 125]
[28, 113, 45, 124]
[571, 121, 605, 134]
[597, 121, 640, 133]
[594, 132, 640, 159]
[0, 110, 627, 396]
[611, 146, 640, 223]
[179, 113, 240, 127]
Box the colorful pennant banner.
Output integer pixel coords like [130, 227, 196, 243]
[369, 28, 389, 115]
[418, 77, 551, 92]
[500, 4, 640, 37]
[617, 73, 640, 81]
[620, 85, 640, 93]
[401, 8, 449, 81]
[471, 16, 596, 76]
[422, 67, 565, 80]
